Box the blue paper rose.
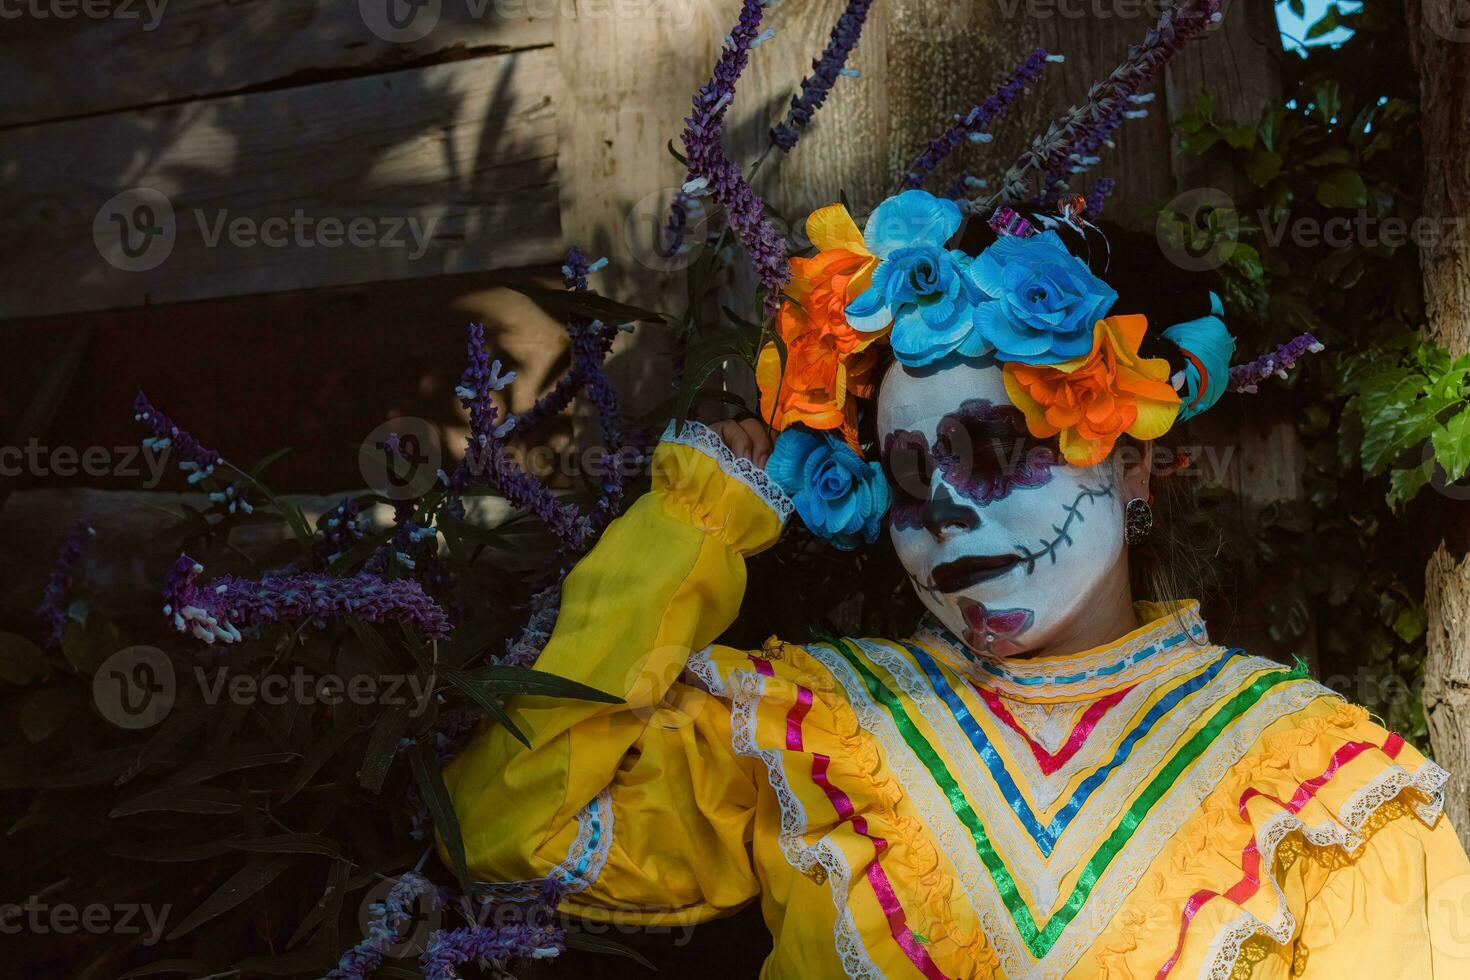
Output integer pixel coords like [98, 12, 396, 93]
[767, 427, 890, 551]
[846, 190, 993, 368]
[968, 230, 1118, 364]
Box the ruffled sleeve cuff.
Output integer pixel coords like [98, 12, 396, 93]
[653, 420, 793, 556]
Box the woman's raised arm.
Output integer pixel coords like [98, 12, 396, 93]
[442, 419, 789, 926]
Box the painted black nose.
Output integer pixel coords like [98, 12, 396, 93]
[923, 483, 980, 539]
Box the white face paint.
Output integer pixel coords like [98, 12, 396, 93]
[877, 358, 1128, 658]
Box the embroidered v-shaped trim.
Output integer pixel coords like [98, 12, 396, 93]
[977, 683, 1133, 775]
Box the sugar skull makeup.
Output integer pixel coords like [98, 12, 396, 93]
[878, 357, 1128, 658]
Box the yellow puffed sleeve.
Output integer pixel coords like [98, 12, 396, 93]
[1294, 810, 1470, 977]
[442, 421, 791, 926]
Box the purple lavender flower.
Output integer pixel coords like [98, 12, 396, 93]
[328, 872, 445, 980]
[994, 0, 1221, 207]
[163, 555, 453, 644]
[561, 247, 626, 529]
[1228, 334, 1325, 393]
[681, 0, 790, 315]
[770, 0, 874, 152]
[904, 48, 1057, 188]
[448, 322, 590, 550]
[503, 581, 564, 668]
[419, 919, 564, 980]
[35, 521, 94, 648]
[1085, 178, 1117, 219]
[133, 392, 252, 514]
[315, 498, 368, 567]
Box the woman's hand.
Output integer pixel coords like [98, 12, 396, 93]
[711, 417, 774, 469]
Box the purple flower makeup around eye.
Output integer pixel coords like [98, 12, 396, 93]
[881, 429, 935, 530]
[934, 399, 1059, 505]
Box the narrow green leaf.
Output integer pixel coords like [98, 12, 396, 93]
[407, 743, 470, 892]
[458, 665, 623, 703]
[227, 833, 343, 858]
[165, 857, 295, 940]
[507, 283, 674, 327]
[111, 785, 244, 817]
[358, 702, 412, 793]
[0, 633, 51, 685]
[19, 685, 74, 742]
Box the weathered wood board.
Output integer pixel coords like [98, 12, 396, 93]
[0, 0, 553, 128]
[0, 48, 562, 319]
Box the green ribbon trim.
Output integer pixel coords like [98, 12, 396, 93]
[824, 637, 1305, 960]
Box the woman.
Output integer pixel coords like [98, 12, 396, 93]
[443, 193, 1470, 978]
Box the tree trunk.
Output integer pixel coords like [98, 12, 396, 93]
[1407, 0, 1470, 845]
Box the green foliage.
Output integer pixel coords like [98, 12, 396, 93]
[1168, 0, 1452, 738]
[1, 448, 624, 978]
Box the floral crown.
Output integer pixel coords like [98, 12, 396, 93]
[757, 185, 1326, 550]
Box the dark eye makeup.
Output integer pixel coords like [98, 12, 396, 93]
[881, 399, 1060, 528]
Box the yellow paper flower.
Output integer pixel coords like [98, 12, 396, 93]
[1002, 315, 1181, 467]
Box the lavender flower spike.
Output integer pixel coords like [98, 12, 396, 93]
[1228, 334, 1325, 394]
[133, 392, 252, 513]
[420, 918, 565, 980]
[36, 521, 94, 648]
[904, 48, 1056, 188]
[163, 555, 453, 644]
[681, 0, 790, 315]
[328, 872, 446, 980]
[770, 0, 874, 152]
[994, 0, 1222, 206]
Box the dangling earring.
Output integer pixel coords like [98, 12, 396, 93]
[1125, 497, 1154, 545]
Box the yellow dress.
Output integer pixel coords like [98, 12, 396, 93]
[444, 423, 1470, 979]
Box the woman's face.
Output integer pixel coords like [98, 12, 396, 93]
[877, 358, 1128, 657]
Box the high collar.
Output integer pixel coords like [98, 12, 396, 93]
[910, 601, 1211, 702]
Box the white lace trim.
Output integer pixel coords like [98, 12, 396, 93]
[472, 786, 614, 904]
[914, 610, 1210, 701]
[689, 645, 882, 980]
[1201, 757, 1450, 980]
[660, 420, 795, 523]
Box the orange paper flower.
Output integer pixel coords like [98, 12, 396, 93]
[1002, 315, 1181, 467]
[757, 204, 888, 448]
